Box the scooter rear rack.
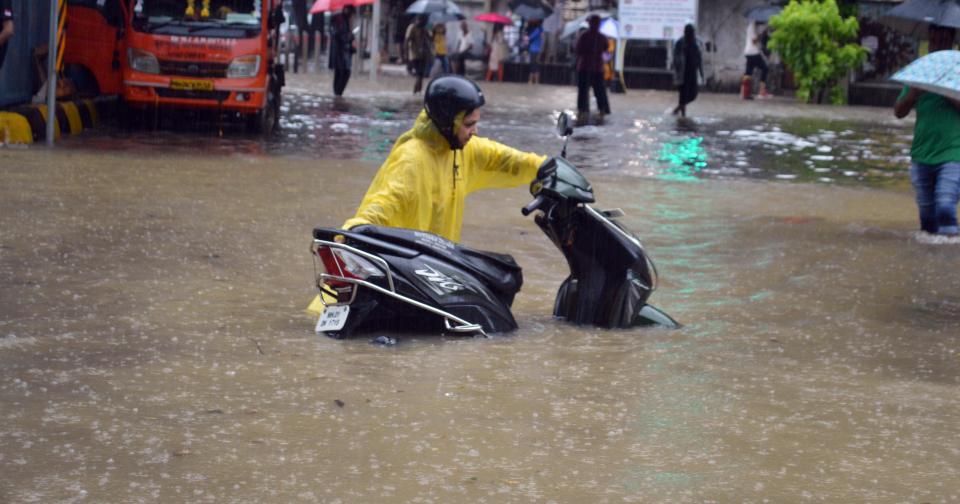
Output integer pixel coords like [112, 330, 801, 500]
[311, 239, 486, 336]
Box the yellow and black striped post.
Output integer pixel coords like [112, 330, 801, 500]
[56, 0, 66, 74]
[43, 0, 67, 146]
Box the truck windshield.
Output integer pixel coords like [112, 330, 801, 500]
[132, 0, 262, 38]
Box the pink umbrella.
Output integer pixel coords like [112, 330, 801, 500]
[310, 0, 374, 14]
[474, 12, 514, 24]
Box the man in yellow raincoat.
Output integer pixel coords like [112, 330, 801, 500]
[308, 75, 547, 316]
[342, 75, 547, 243]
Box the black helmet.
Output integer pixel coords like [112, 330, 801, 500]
[424, 75, 485, 149]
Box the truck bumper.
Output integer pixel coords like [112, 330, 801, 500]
[123, 81, 268, 114]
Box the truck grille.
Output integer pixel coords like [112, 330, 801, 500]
[156, 88, 231, 101]
[158, 60, 229, 78]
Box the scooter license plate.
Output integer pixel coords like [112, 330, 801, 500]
[316, 305, 350, 333]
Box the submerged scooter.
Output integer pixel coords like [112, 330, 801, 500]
[310, 112, 678, 339]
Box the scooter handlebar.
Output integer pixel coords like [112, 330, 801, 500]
[521, 196, 545, 216]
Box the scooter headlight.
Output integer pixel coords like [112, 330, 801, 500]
[530, 180, 543, 196]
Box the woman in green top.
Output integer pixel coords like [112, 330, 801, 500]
[894, 24, 960, 236]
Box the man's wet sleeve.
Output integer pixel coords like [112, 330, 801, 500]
[467, 137, 547, 192]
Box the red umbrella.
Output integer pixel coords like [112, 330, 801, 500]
[474, 12, 514, 24]
[310, 0, 374, 14]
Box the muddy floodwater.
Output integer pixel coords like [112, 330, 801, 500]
[2, 77, 959, 502]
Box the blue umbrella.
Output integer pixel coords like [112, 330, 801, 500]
[890, 49, 960, 100]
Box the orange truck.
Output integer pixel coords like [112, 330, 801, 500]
[65, 0, 285, 133]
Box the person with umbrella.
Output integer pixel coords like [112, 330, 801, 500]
[486, 24, 510, 81]
[433, 23, 451, 75]
[526, 20, 544, 84]
[406, 14, 433, 94]
[894, 24, 960, 236]
[742, 19, 773, 100]
[574, 15, 611, 126]
[455, 21, 475, 75]
[328, 5, 356, 97]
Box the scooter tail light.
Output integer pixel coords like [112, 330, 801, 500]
[316, 245, 383, 287]
[333, 248, 383, 279]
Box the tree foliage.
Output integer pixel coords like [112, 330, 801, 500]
[768, 0, 868, 104]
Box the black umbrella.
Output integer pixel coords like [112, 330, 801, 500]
[508, 0, 553, 20]
[880, 0, 960, 37]
[405, 0, 464, 20]
[558, 11, 614, 40]
[743, 5, 783, 23]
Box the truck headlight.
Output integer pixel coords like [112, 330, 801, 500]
[128, 48, 160, 74]
[227, 55, 260, 78]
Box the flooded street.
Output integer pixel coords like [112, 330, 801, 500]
[2, 75, 959, 502]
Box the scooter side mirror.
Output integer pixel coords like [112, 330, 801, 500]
[556, 112, 574, 138]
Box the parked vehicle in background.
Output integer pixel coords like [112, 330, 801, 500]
[63, 0, 286, 134]
[63, 0, 127, 96]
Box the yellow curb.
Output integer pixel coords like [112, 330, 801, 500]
[34, 104, 63, 140]
[83, 99, 100, 126]
[61, 102, 84, 134]
[0, 112, 34, 144]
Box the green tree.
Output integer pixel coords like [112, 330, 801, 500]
[768, 0, 868, 104]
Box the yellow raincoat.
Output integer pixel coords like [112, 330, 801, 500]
[342, 110, 547, 243]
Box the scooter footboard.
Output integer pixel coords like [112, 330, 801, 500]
[554, 271, 675, 328]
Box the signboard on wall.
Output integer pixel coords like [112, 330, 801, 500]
[618, 0, 698, 40]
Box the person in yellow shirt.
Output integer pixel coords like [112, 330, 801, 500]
[342, 75, 547, 243]
[433, 24, 451, 74]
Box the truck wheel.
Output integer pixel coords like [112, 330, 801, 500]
[247, 87, 280, 135]
[64, 64, 100, 98]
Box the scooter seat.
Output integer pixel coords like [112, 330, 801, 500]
[346, 225, 523, 303]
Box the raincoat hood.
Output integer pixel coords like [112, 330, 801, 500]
[397, 109, 465, 152]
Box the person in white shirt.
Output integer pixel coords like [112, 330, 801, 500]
[741, 20, 772, 100]
[455, 21, 473, 75]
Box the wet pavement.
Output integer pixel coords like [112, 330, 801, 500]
[1, 72, 959, 502]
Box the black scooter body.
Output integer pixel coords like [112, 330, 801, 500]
[523, 155, 680, 329]
[541, 209, 656, 327]
[312, 225, 521, 338]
